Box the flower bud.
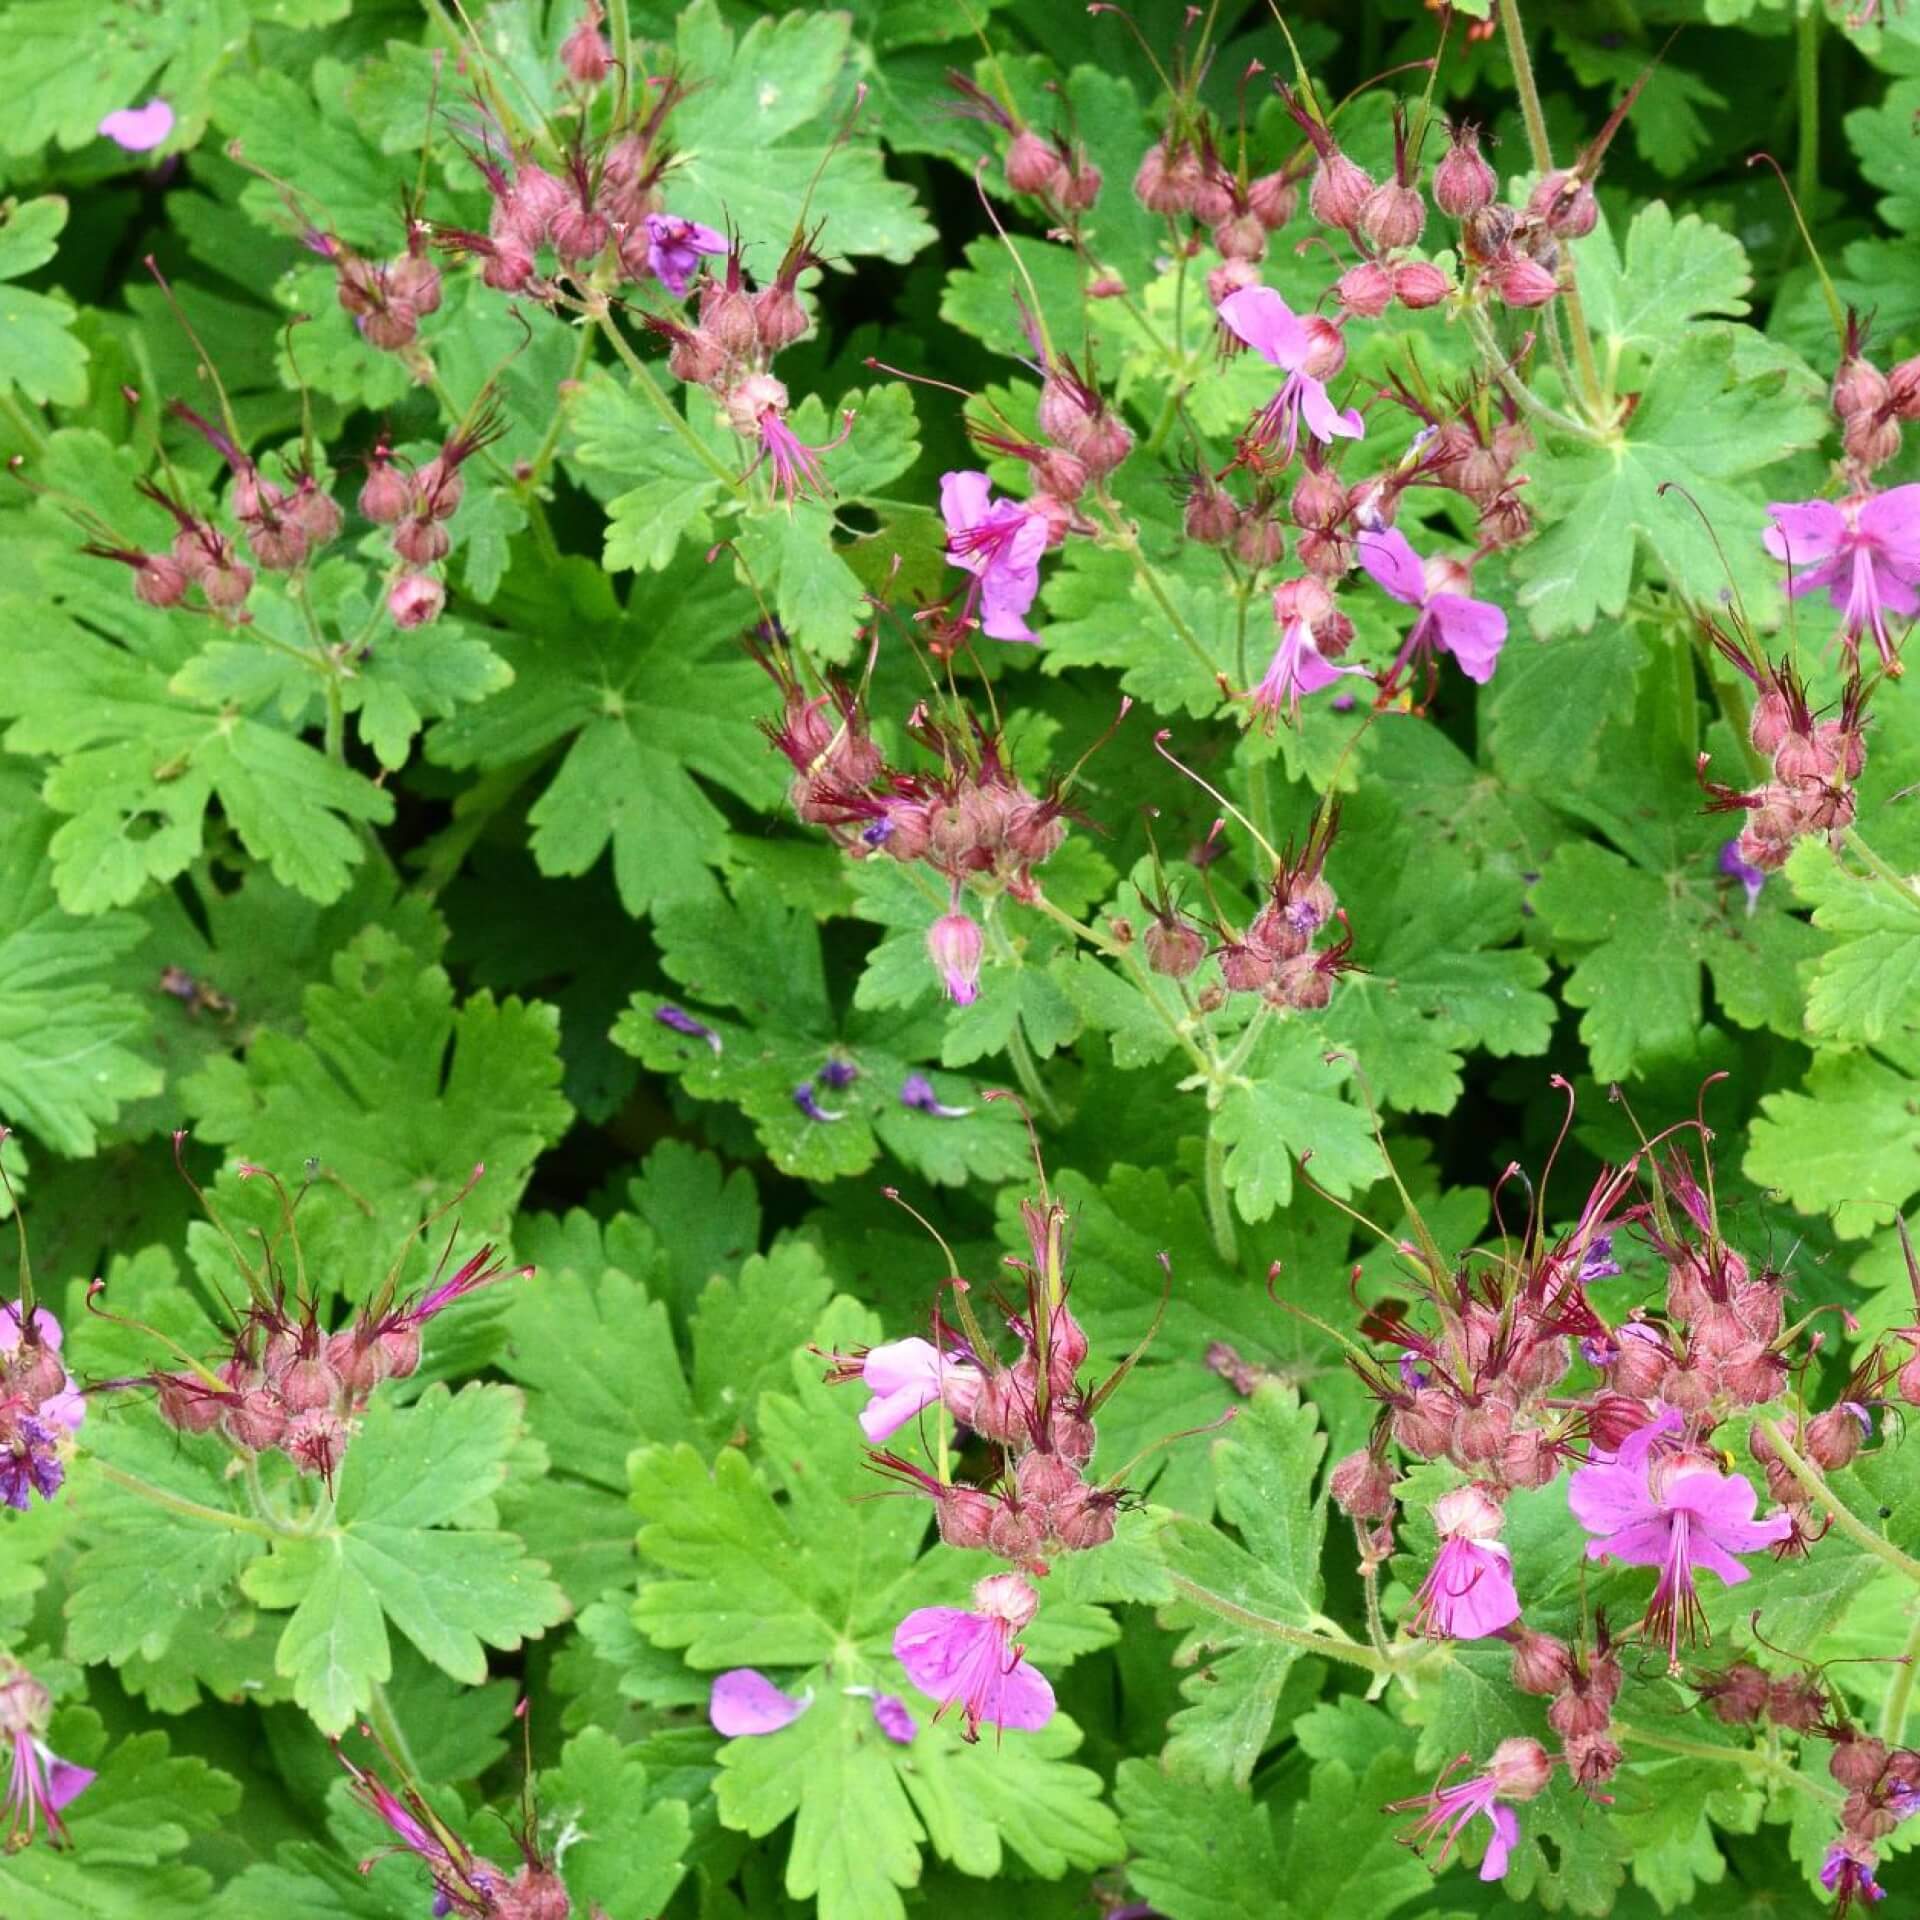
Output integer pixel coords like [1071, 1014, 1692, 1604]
[551, 204, 610, 267]
[1298, 314, 1348, 381]
[753, 285, 811, 354]
[1309, 151, 1373, 230]
[201, 556, 255, 612]
[1075, 410, 1134, 478]
[1393, 260, 1451, 310]
[1134, 140, 1194, 216]
[360, 302, 419, 353]
[1392, 1387, 1454, 1458]
[1889, 355, 1920, 420]
[1529, 170, 1598, 239]
[1183, 481, 1239, 546]
[1267, 954, 1332, 1011]
[224, 1387, 287, 1451]
[1564, 1731, 1621, 1789]
[1716, 1342, 1786, 1406]
[1212, 212, 1267, 262]
[934, 1484, 996, 1550]
[1247, 170, 1298, 230]
[154, 1371, 225, 1434]
[494, 1867, 571, 1920]
[1058, 153, 1102, 212]
[987, 1497, 1046, 1565]
[1844, 408, 1902, 471]
[1832, 1733, 1890, 1792]
[1449, 1401, 1512, 1465]
[1031, 447, 1089, 502]
[1548, 1688, 1611, 1739]
[133, 553, 190, 608]
[1499, 1427, 1558, 1488]
[1051, 1408, 1095, 1466]
[1217, 940, 1273, 993]
[393, 516, 452, 567]
[389, 252, 442, 316]
[389, 572, 447, 629]
[1336, 260, 1394, 318]
[1484, 253, 1559, 308]
[1659, 1358, 1713, 1414]
[1358, 181, 1426, 252]
[1433, 127, 1497, 218]
[1230, 509, 1286, 570]
[278, 1354, 342, 1414]
[1297, 527, 1353, 579]
[1329, 1448, 1396, 1519]
[1007, 130, 1065, 198]
[562, 6, 612, 86]
[1488, 1736, 1553, 1800]
[1807, 1405, 1867, 1472]
[1189, 166, 1235, 226]
[1900, 1349, 1920, 1407]
[1833, 354, 1889, 422]
[246, 515, 308, 572]
[288, 485, 343, 547]
[1050, 1485, 1117, 1551]
[1509, 1629, 1571, 1696]
[481, 244, 535, 293]
[1247, 900, 1308, 965]
[927, 911, 984, 1005]
[667, 327, 728, 386]
[1144, 915, 1207, 978]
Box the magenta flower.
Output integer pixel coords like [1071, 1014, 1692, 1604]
[1765, 487, 1920, 668]
[98, 99, 174, 153]
[1719, 839, 1766, 917]
[926, 908, 984, 1005]
[940, 470, 1048, 644]
[0, 1302, 84, 1434]
[858, 1336, 983, 1442]
[893, 1573, 1055, 1742]
[1358, 528, 1508, 686]
[1217, 286, 1364, 463]
[1242, 616, 1366, 727]
[641, 212, 727, 297]
[1413, 1486, 1521, 1640]
[756, 409, 850, 506]
[709, 1669, 811, 1737]
[338, 1747, 507, 1915]
[1, 1667, 91, 1850]
[1568, 1413, 1793, 1667]
[1385, 1739, 1549, 1883]
[0, 1301, 82, 1511]
[900, 1073, 971, 1118]
[871, 1693, 917, 1744]
[1821, 1842, 1886, 1907]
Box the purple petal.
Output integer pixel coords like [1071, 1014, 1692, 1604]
[1859, 483, 1920, 573]
[1357, 527, 1427, 608]
[1480, 1802, 1519, 1881]
[1429, 594, 1508, 682]
[872, 1694, 917, 1744]
[1217, 286, 1310, 368]
[1567, 1459, 1659, 1538]
[42, 1752, 95, 1814]
[709, 1669, 810, 1737]
[939, 470, 995, 541]
[98, 100, 175, 152]
[1294, 372, 1365, 446]
[1762, 499, 1845, 568]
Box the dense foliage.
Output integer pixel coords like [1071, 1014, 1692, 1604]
[4, 0, 1920, 1915]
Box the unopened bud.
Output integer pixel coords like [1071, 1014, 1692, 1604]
[1832, 1733, 1890, 1792]
[1393, 260, 1451, 310]
[1134, 140, 1195, 216]
[1247, 170, 1297, 230]
[1183, 481, 1239, 546]
[1144, 916, 1207, 978]
[1230, 509, 1286, 570]
[1703, 1661, 1770, 1725]
[1336, 260, 1394, 318]
[935, 1484, 996, 1550]
[1844, 408, 1902, 471]
[1329, 1448, 1396, 1519]
[1508, 1630, 1570, 1696]
[1529, 170, 1598, 239]
[389, 572, 447, 629]
[1006, 129, 1065, 197]
[1548, 1687, 1612, 1739]
[1889, 355, 1920, 420]
[1433, 127, 1497, 218]
[1213, 212, 1267, 262]
[753, 286, 811, 353]
[1309, 151, 1373, 230]
[1488, 1736, 1553, 1801]
[1484, 253, 1560, 308]
[1058, 152, 1102, 212]
[562, 7, 612, 86]
[1832, 354, 1889, 422]
[1806, 1405, 1868, 1472]
[1358, 181, 1426, 251]
[393, 516, 452, 567]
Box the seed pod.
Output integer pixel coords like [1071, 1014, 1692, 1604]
[1183, 479, 1239, 545]
[1433, 126, 1497, 218]
[1230, 509, 1286, 570]
[1247, 170, 1297, 230]
[388, 572, 447, 629]
[1007, 129, 1065, 197]
[1358, 180, 1426, 251]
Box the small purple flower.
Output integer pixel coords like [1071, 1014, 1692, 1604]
[1577, 1233, 1622, 1283]
[871, 1694, 917, 1744]
[792, 1082, 845, 1123]
[1568, 1412, 1793, 1668]
[1241, 616, 1366, 727]
[893, 1573, 1055, 1742]
[1398, 1351, 1431, 1392]
[1217, 286, 1364, 462]
[940, 470, 1048, 645]
[819, 1058, 860, 1090]
[98, 100, 174, 153]
[0, 1416, 63, 1512]
[1765, 487, 1920, 668]
[709, 1669, 812, 1737]
[900, 1073, 971, 1118]
[1412, 1487, 1521, 1640]
[1821, 1842, 1886, 1906]
[858, 1337, 982, 1442]
[1358, 527, 1508, 685]
[1718, 839, 1766, 918]
[655, 1004, 723, 1054]
[642, 212, 727, 297]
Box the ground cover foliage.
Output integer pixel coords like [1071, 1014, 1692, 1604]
[3, 0, 1920, 1915]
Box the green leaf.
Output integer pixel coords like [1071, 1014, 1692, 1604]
[1512, 333, 1825, 638]
[1787, 839, 1920, 1048]
[1115, 1757, 1280, 1920]
[0, 195, 86, 404]
[1211, 1022, 1385, 1222]
[1745, 1046, 1920, 1238]
[241, 1383, 569, 1733]
[538, 1728, 691, 1919]
[1573, 202, 1753, 366]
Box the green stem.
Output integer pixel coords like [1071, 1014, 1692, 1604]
[1203, 1124, 1239, 1268]
[323, 672, 346, 763]
[607, 0, 633, 87]
[983, 902, 1061, 1123]
[1844, 827, 1919, 903]
[93, 1458, 275, 1537]
[1881, 1605, 1920, 1745]
[0, 391, 49, 456]
[366, 1681, 423, 1781]
[521, 325, 595, 493]
[1614, 1720, 1842, 1808]
[1690, 619, 1768, 785]
[1144, 380, 1188, 460]
[591, 309, 742, 491]
[1164, 1569, 1391, 1674]
[1495, 0, 1610, 422]
[1463, 305, 1604, 444]
[1758, 1416, 1920, 1585]
[1795, 2, 1821, 219]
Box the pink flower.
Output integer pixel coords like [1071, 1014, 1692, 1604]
[1413, 1486, 1521, 1639]
[1358, 527, 1508, 685]
[926, 909, 984, 1005]
[872, 1694, 917, 1744]
[940, 470, 1048, 644]
[893, 1572, 1056, 1741]
[641, 213, 727, 297]
[338, 1746, 508, 1914]
[98, 100, 174, 153]
[1568, 1413, 1793, 1667]
[1242, 616, 1366, 727]
[1, 1666, 91, 1849]
[1764, 488, 1920, 668]
[0, 1301, 84, 1434]
[1386, 1739, 1549, 1883]
[709, 1669, 811, 1737]
[859, 1337, 983, 1441]
[1217, 286, 1364, 462]
[757, 409, 850, 506]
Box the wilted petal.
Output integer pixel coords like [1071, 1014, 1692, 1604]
[98, 100, 174, 152]
[709, 1669, 810, 1737]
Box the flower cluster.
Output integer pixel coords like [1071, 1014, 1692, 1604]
[1, 1663, 93, 1850]
[0, 1299, 83, 1511]
[306, 220, 444, 356]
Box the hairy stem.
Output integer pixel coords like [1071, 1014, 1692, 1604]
[1881, 1605, 1920, 1745]
[1757, 1415, 1920, 1585]
[1614, 1720, 1843, 1808]
[1203, 1123, 1239, 1268]
[1462, 305, 1605, 445]
[1795, 3, 1822, 219]
[590, 308, 743, 490]
[1164, 1569, 1389, 1673]
[92, 1459, 275, 1538]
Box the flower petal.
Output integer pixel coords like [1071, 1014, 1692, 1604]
[939, 469, 995, 541]
[709, 1668, 810, 1737]
[1429, 594, 1508, 682]
[1762, 499, 1845, 569]
[1357, 528, 1428, 608]
[1218, 286, 1310, 368]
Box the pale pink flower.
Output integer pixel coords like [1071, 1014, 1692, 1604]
[1217, 286, 1364, 462]
[1413, 1485, 1521, 1639]
[1, 1668, 92, 1850]
[1358, 527, 1508, 685]
[1242, 616, 1366, 727]
[858, 1337, 983, 1442]
[926, 909, 984, 1005]
[1765, 486, 1920, 667]
[98, 100, 174, 153]
[641, 212, 727, 297]
[940, 470, 1048, 644]
[1385, 1739, 1549, 1883]
[709, 1669, 811, 1737]
[1568, 1411, 1792, 1666]
[893, 1572, 1055, 1741]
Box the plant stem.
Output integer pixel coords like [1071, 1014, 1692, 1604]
[521, 324, 595, 492]
[1613, 1720, 1843, 1808]
[1462, 305, 1605, 444]
[1203, 1123, 1239, 1267]
[1495, 0, 1609, 422]
[1881, 1605, 1920, 1745]
[590, 308, 743, 491]
[606, 0, 633, 86]
[0, 391, 49, 456]
[1795, 2, 1821, 219]
[366, 1681, 423, 1780]
[1164, 1569, 1392, 1674]
[92, 1459, 275, 1537]
[1757, 1416, 1920, 1585]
